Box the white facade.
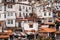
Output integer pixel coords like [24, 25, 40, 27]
[5, 4, 16, 27]
[0, 0, 56, 30]
[16, 0, 32, 18]
[23, 22, 38, 31]
[6, 19, 15, 27]
[0, 4, 4, 21]
[41, 11, 53, 18]
[5, 12, 16, 27]
[16, 4, 32, 18]
[5, 12, 16, 19]
[33, 2, 41, 17]
[6, 4, 16, 11]
[33, 1, 53, 18]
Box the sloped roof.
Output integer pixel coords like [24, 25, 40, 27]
[39, 27, 56, 33]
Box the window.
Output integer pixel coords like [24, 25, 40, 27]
[8, 12, 13, 16]
[18, 22, 21, 27]
[25, 13, 28, 18]
[8, 20, 13, 24]
[19, 12, 21, 17]
[8, 5, 13, 8]
[8, 12, 10, 16]
[23, 13, 25, 17]
[44, 12, 46, 16]
[0, 6, 2, 11]
[23, 6, 24, 9]
[29, 7, 31, 10]
[29, 25, 33, 28]
[8, 20, 10, 24]
[48, 19, 52, 22]
[26, 7, 28, 12]
[49, 13, 51, 16]
[19, 6, 21, 11]
[11, 20, 13, 24]
[4, 14, 6, 18]
[56, 6, 59, 9]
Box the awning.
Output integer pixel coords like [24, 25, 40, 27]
[0, 35, 9, 38]
[25, 30, 35, 34]
[44, 22, 55, 25]
[7, 30, 13, 35]
[38, 28, 56, 33]
[25, 30, 35, 32]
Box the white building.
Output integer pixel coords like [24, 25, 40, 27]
[16, 0, 32, 28]
[4, 0, 16, 27]
[33, 2, 42, 18]
[0, 0, 5, 32]
[23, 22, 38, 34]
[33, 1, 54, 23]
[16, 4, 32, 18]
[0, 4, 4, 21]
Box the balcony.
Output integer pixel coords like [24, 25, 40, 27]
[16, 18, 28, 22]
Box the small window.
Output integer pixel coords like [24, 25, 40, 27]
[18, 22, 21, 27]
[29, 7, 31, 9]
[48, 19, 52, 22]
[4, 14, 6, 18]
[0, 6, 2, 11]
[44, 12, 46, 16]
[19, 12, 21, 17]
[26, 13, 28, 18]
[11, 12, 13, 16]
[19, 6, 21, 11]
[11, 20, 13, 24]
[8, 20, 10, 24]
[29, 25, 33, 28]
[23, 13, 25, 17]
[8, 5, 13, 8]
[8, 20, 13, 24]
[8, 12, 13, 16]
[8, 12, 9, 16]
[49, 13, 51, 16]
[26, 7, 28, 12]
